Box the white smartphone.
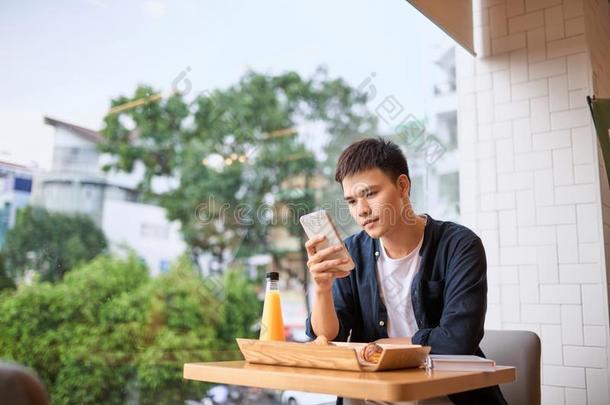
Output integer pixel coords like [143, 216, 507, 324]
[299, 209, 355, 272]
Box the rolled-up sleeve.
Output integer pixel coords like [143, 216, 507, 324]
[305, 275, 355, 342]
[411, 236, 487, 354]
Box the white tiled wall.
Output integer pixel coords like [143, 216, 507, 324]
[457, 0, 610, 403]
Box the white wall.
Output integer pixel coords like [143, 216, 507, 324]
[51, 127, 177, 195]
[30, 172, 106, 225]
[456, 0, 610, 403]
[101, 199, 186, 276]
[52, 127, 101, 174]
[583, 2, 610, 378]
[53, 126, 98, 150]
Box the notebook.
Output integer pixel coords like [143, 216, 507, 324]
[426, 354, 496, 372]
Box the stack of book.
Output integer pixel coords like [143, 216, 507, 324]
[426, 355, 496, 372]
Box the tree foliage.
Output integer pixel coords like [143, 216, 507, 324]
[0, 255, 261, 404]
[2, 207, 107, 282]
[0, 252, 15, 292]
[98, 68, 377, 271]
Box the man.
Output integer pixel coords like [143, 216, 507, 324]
[305, 138, 506, 405]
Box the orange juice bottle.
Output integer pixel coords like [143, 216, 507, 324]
[259, 271, 285, 341]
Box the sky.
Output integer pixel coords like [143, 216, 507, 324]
[0, 0, 453, 169]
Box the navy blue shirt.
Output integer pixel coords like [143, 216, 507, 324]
[305, 214, 506, 405]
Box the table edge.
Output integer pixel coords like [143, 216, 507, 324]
[183, 361, 517, 401]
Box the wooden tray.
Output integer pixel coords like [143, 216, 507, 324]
[236, 338, 431, 372]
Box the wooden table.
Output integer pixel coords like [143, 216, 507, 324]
[183, 361, 516, 402]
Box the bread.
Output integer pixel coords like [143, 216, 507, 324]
[309, 335, 329, 345]
[361, 342, 383, 363]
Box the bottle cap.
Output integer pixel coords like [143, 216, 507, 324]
[266, 271, 279, 281]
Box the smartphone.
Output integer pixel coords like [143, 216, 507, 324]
[299, 209, 355, 272]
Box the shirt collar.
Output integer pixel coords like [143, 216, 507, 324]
[373, 213, 433, 260]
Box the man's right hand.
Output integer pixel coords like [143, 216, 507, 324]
[305, 235, 351, 293]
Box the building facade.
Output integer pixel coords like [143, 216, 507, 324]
[30, 117, 185, 276]
[0, 160, 34, 248]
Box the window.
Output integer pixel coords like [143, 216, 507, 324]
[438, 172, 460, 218]
[437, 111, 458, 150]
[1, 2, 464, 403]
[140, 223, 169, 239]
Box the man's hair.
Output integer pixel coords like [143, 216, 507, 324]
[334, 137, 411, 188]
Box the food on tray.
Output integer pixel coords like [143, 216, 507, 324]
[308, 335, 330, 345]
[361, 342, 383, 363]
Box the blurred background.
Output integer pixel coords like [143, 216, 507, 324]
[1, 0, 486, 404]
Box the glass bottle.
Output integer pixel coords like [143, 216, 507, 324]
[259, 271, 285, 341]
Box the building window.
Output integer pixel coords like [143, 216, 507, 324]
[159, 260, 170, 273]
[0, 201, 11, 247]
[433, 48, 456, 96]
[437, 111, 458, 151]
[54, 146, 99, 170]
[438, 172, 460, 217]
[410, 175, 425, 212]
[14, 177, 32, 192]
[140, 223, 170, 239]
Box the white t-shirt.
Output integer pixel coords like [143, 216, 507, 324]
[376, 227, 425, 338]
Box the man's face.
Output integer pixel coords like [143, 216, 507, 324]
[342, 168, 410, 239]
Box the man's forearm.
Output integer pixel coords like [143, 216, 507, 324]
[311, 289, 340, 340]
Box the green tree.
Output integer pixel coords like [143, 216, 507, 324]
[2, 207, 107, 282]
[134, 258, 261, 403]
[0, 255, 149, 404]
[0, 252, 15, 291]
[0, 254, 262, 404]
[216, 263, 263, 347]
[98, 69, 378, 312]
[134, 256, 224, 404]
